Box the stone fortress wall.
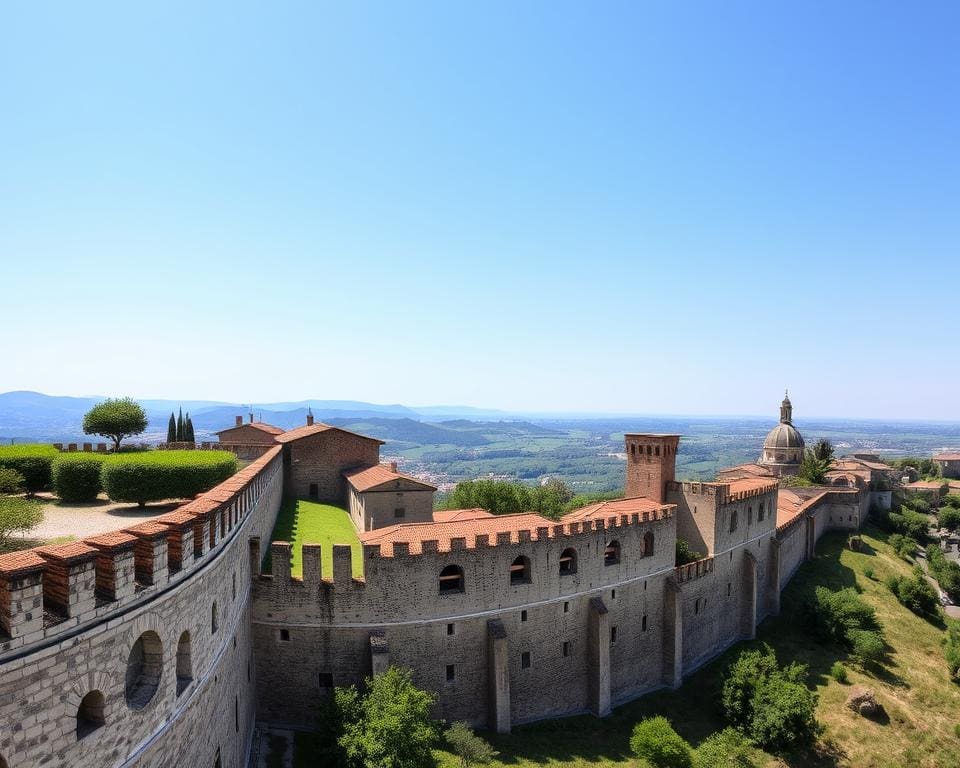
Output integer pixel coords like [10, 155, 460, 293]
[0, 447, 285, 768]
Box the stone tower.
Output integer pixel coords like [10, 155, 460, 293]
[624, 433, 680, 502]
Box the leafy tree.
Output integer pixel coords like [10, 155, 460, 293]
[445, 721, 498, 767]
[887, 510, 929, 542]
[812, 438, 834, 463]
[939, 506, 960, 531]
[0, 497, 43, 548]
[721, 645, 818, 752]
[337, 667, 439, 768]
[82, 398, 148, 451]
[441, 479, 533, 516]
[0, 467, 24, 495]
[925, 545, 960, 601]
[185, 414, 195, 443]
[167, 412, 177, 444]
[807, 586, 881, 648]
[798, 449, 830, 484]
[944, 495, 960, 510]
[629, 716, 692, 768]
[888, 534, 918, 561]
[529, 478, 573, 519]
[692, 728, 756, 768]
[885, 567, 940, 620]
[675, 538, 702, 566]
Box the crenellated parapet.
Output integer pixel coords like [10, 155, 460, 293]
[674, 556, 714, 584]
[0, 445, 283, 657]
[668, 479, 778, 506]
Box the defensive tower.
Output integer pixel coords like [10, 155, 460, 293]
[624, 433, 680, 502]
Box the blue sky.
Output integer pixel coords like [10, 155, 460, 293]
[2, 2, 958, 419]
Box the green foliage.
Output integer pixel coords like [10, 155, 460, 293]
[863, 566, 875, 580]
[0, 467, 24, 495]
[938, 506, 960, 531]
[692, 728, 757, 768]
[798, 449, 830, 484]
[925, 545, 960, 601]
[888, 533, 918, 561]
[830, 662, 848, 683]
[850, 629, 886, 665]
[101, 450, 238, 507]
[721, 644, 818, 752]
[675, 538, 702, 567]
[336, 666, 439, 768]
[185, 415, 195, 443]
[176, 408, 184, 442]
[82, 397, 148, 450]
[891, 457, 941, 478]
[564, 491, 622, 512]
[945, 620, 960, 682]
[0, 444, 60, 494]
[943, 495, 960, 510]
[167, 413, 177, 444]
[0, 497, 44, 546]
[812, 438, 834, 463]
[629, 716, 692, 768]
[444, 722, 497, 767]
[887, 509, 929, 542]
[441, 478, 575, 519]
[808, 586, 882, 648]
[903, 496, 931, 514]
[51, 454, 107, 502]
[886, 567, 941, 620]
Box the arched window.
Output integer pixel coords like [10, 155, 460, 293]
[176, 631, 193, 696]
[643, 531, 654, 557]
[439, 564, 464, 594]
[125, 630, 162, 710]
[559, 548, 577, 575]
[729, 510, 738, 533]
[604, 540, 621, 566]
[212, 602, 219, 634]
[758, 503, 765, 522]
[510, 556, 531, 585]
[76, 690, 105, 740]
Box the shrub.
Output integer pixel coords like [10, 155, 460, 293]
[886, 567, 941, 620]
[888, 533, 918, 560]
[51, 454, 108, 503]
[676, 538, 702, 567]
[888, 510, 929, 542]
[629, 716, 692, 768]
[863, 566, 875, 581]
[944, 494, 960, 509]
[692, 728, 756, 768]
[0, 467, 24, 494]
[904, 496, 931, 514]
[445, 721, 498, 767]
[926, 545, 960, 601]
[808, 586, 881, 647]
[850, 630, 886, 665]
[945, 620, 960, 682]
[830, 662, 848, 683]
[0, 444, 59, 494]
[101, 451, 238, 507]
[0, 497, 44, 547]
[721, 645, 818, 752]
[939, 506, 960, 531]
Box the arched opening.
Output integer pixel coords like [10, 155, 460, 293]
[125, 630, 163, 710]
[559, 547, 577, 575]
[604, 540, 621, 566]
[439, 564, 464, 595]
[509, 556, 531, 585]
[212, 602, 219, 634]
[176, 631, 193, 696]
[76, 690, 105, 740]
[642, 531, 654, 557]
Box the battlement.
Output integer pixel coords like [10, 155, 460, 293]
[668, 479, 778, 506]
[0, 446, 283, 656]
[674, 556, 714, 584]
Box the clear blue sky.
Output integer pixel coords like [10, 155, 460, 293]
[2, 2, 958, 419]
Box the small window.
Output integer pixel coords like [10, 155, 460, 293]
[563, 601, 569, 613]
[562, 641, 570, 657]
[76, 690, 105, 740]
[521, 610, 528, 622]
[235, 696, 239, 733]
[747, 506, 753, 526]
[439, 565, 464, 595]
[232, 573, 236, 601]
[727, 582, 732, 597]
[280, 629, 290, 642]
[394, 507, 405, 519]
[308, 483, 319, 499]
[510, 556, 531, 585]
[604, 540, 621, 566]
[247, 661, 251, 682]
[447, 623, 455, 636]
[211, 602, 219, 635]
[559, 547, 577, 575]
[610, 626, 618, 644]
[521, 651, 531, 669]
[176, 631, 193, 696]
[642, 615, 647, 631]
[319, 673, 333, 688]
[730, 510, 738, 533]
[694, 599, 700, 615]
[611, 589, 617, 600]
[758, 503, 765, 522]
[446, 664, 455, 682]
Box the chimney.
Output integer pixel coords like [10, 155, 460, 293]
[306, 407, 314, 427]
[389, 461, 398, 473]
[235, 416, 243, 427]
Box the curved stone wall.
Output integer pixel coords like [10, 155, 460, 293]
[0, 448, 283, 768]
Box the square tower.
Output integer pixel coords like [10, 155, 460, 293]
[624, 434, 680, 503]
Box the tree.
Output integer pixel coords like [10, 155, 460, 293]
[676, 538, 702, 566]
[939, 506, 960, 532]
[812, 438, 834, 463]
[176, 407, 185, 442]
[167, 412, 177, 444]
[0, 497, 43, 548]
[185, 414, 195, 443]
[629, 716, 692, 768]
[337, 667, 439, 768]
[0, 467, 24, 495]
[798, 449, 829, 485]
[445, 722, 498, 767]
[82, 398, 148, 451]
[692, 728, 756, 768]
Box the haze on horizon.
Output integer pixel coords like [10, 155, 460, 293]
[2, 3, 958, 421]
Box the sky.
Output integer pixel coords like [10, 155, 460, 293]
[2, 2, 958, 419]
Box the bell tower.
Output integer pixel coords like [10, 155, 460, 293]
[624, 433, 680, 503]
[780, 390, 793, 424]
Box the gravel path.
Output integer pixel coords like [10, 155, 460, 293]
[15, 494, 182, 542]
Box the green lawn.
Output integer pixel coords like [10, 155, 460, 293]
[267, 498, 362, 580]
[294, 523, 960, 767]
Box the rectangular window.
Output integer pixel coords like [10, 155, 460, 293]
[610, 626, 618, 644]
[563, 601, 569, 613]
[521, 651, 531, 669]
[319, 673, 333, 688]
[447, 623, 455, 636]
[642, 615, 647, 631]
[394, 507, 405, 519]
[727, 582, 731, 597]
[280, 629, 290, 642]
[309, 483, 319, 498]
[521, 610, 528, 622]
[562, 641, 570, 657]
[446, 664, 455, 682]
[611, 589, 616, 600]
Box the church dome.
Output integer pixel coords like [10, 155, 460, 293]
[763, 422, 804, 450]
[758, 391, 805, 475]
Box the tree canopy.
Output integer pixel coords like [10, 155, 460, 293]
[82, 398, 148, 451]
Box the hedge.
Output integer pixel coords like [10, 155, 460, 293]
[0, 444, 60, 494]
[101, 451, 239, 507]
[51, 453, 109, 503]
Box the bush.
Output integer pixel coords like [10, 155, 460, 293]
[0, 444, 59, 494]
[888, 509, 929, 542]
[938, 506, 960, 531]
[926, 545, 960, 601]
[888, 533, 918, 561]
[101, 451, 238, 507]
[850, 630, 886, 665]
[945, 620, 960, 682]
[676, 538, 702, 567]
[808, 586, 881, 648]
[629, 716, 692, 768]
[943, 494, 960, 509]
[445, 721, 498, 767]
[51, 454, 108, 503]
[863, 566, 875, 581]
[886, 567, 941, 620]
[0, 467, 24, 494]
[692, 728, 756, 768]
[0, 497, 44, 547]
[721, 645, 818, 752]
[830, 662, 848, 683]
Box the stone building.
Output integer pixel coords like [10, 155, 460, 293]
[934, 452, 960, 479]
[758, 392, 805, 476]
[345, 463, 437, 531]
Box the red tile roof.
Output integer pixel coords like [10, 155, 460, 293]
[726, 478, 779, 497]
[716, 463, 777, 480]
[361, 512, 555, 555]
[935, 452, 960, 462]
[275, 423, 385, 445]
[562, 496, 672, 523]
[0, 549, 47, 576]
[84, 531, 139, 551]
[36, 541, 99, 562]
[432, 508, 494, 523]
[344, 464, 436, 492]
[216, 422, 284, 436]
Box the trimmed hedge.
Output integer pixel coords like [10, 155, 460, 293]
[0, 444, 60, 493]
[51, 453, 109, 503]
[101, 451, 239, 507]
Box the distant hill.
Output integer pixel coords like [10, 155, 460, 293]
[325, 418, 490, 447]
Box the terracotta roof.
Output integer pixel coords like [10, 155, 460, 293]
[123, 521, 170, 539]
[935, 452, 960, 462]
[344, 464, 436, 493]
[726, 478, 779, 497]
[562, 496, 672, 523]
[275, 423, 385, 445]
[905, 480, 948, 490]
[717, 463, 777, 480]
[777, 487, 829, 530]
[361, 512, 555, 555]
[0, 549, 47, 576]
[432, 508, 494, 523]
[36, 541, 98, 563]
[84, 531, 138, 551]
[216, 422, 284, 436]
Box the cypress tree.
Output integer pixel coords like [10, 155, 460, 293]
[166, 412, 177, 444]
[176, 408, 184, 442]
[185, 414, 195, 443]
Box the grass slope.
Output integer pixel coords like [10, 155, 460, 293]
[428, 525, 960, 768]
[267, 498, 362, 579]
